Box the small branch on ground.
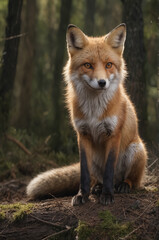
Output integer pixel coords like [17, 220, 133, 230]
[147, 158, 158, 169]
[133, 201, 155, 222]
[6, 134, 32, 155]
[30, 214, 64, 229]
[50, 194, 79, 220]
[119, 224, 144, 240]
[41, 227, 72, 240]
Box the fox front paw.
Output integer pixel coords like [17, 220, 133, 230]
[100, 193, 114, 205]
[71, 193, 89, 206]
[115, 182, 130, 193]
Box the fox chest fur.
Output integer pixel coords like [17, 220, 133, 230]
[69, 75, 122, 144]
[73, 115, 118, 142]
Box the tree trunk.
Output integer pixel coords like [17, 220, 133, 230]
[0, 0, 23, 136]
[52, 0, 73, 152]
[84, 0, 96, 35]
[157, 75, 159, 143]
[12, 0, 36, 129]
[121, 0, 147, 139]
[47, 0, 56, 72]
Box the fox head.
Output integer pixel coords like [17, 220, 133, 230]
[65, 24, 127, 92]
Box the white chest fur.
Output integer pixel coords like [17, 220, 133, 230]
[73, 115, 118, 142]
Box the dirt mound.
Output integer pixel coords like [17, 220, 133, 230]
[0, 179, 158, 240]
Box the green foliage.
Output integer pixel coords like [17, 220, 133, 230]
[0, 0, 7, 29]
[0, 0, 8, 60]
[143, 0, 158, 142]
[0, 126, 78, 180]
[0, 210, 5, 221]
[75, 211, 136, 240]
[70, 0, 85, 28]
[0, 203, 35, 222]
[0, 127, 43, 180]
[99, 210, 135, 240]
[75, 221, 93, 240]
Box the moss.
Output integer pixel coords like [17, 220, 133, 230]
[12, 203, 34, 221]
[0, 210, 5, 220]
[75, 221, 93, 240]
[0, 203, 35, 222]
[75, 211, 136, 240]
[99, 210, 136, 240]
[156, 200, 159, 207]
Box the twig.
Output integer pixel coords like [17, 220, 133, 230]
[133, 201, 154, 222]
[119, 224, 144, 240]
[6, 134, 32, 156]
[30, 214, 63, 229]
[0, 234, 6, 238]
[0, 222, 10, 237]
[50, 194, 79, 220]
[0, 33, 27, 41]
[148, 158, 158, 169]
[41, 227, 72, 240]
[123, 207, 126, 219]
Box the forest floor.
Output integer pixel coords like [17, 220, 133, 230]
[0, 144, 158, 240]
[0, 176, 158, 240]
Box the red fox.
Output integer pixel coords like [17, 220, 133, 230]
[27, 24, 147, 205]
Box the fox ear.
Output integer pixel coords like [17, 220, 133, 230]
[66, 25, 88, 56]
[106, 23, 126, 54]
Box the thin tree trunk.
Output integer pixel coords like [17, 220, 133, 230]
[52, 0, 73, 151]
[157, 73, 159, 143]
[13, 0, 36, 129]
[47, 0, 56, 73]
[0, 0, 23, 136]
[84, 0, 96, 35]
[121, 0, 147, 139]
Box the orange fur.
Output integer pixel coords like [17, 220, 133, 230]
[65, 24, 147, 199]
[26, 24, 147, 203]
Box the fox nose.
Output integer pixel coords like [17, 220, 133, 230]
[98, 79, 106, 88]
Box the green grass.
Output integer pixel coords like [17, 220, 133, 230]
[75, 221, 93, 240]
[0, 127, 78, 181]
[75, 210, 136, 240]
[99, 210, 135, 240]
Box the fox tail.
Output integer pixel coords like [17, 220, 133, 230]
[26, 163, 80, 199]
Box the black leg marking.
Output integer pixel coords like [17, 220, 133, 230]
[100, 151, 115, 205]
[80, 146, 90, 194]
[72, 146, 90, 206]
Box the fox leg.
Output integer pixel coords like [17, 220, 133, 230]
[100, 135, 121, 205]
[71, 140, 91, 206]
[100, 151, 115, 204]
[115, 141, 147, 193]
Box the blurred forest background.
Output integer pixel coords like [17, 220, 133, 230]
[0, 0, 158, 181]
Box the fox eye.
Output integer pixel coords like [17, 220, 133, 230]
[106, 62, 112, 69]
[84, 63, 93, 69]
